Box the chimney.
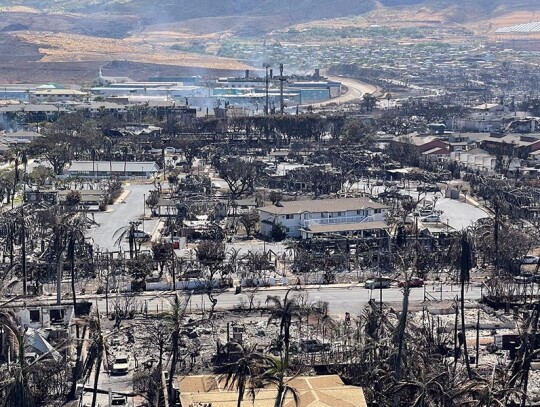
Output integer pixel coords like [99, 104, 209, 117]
[245, 69, 250, 79]
[314, 68, 320, 79]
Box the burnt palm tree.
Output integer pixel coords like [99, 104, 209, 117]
[6, 146, 28, 207]
[164, 294, 187, 407]
[459, 231, 474, 379]
[113, 221, 143, 259]
[82, 313, 108, 407]
[0, 310, 33, 407]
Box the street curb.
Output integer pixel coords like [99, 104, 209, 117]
[113, 189, 131, 205]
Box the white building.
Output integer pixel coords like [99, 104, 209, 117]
[65, 161, 159, 179]
[258, 197, 389, 239]
[31, 88, 87, 102]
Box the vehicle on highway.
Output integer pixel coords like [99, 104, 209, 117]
[522, 255, 540, 264]
[112, 354, 130, 375]
[364, 277, 392, 289]
[421, 214, 441, 223]
[398, 277, 424, 288]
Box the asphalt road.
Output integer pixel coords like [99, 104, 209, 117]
[310, 75, 379, 108]
[86, 183, 158, 252]
[88, 283, 484, 317]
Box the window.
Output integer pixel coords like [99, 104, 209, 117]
[50, 309, 65, 322]
[29, 310, 40, 323]
[285, 227, 290, 233]
[285, 214, 294, 220]
[337, 212, 342, 217]
[356, 210, 365, 216]
[374, 209, 382, 214]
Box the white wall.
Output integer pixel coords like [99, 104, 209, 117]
[259, 207, 387, 238]
[16, 306, 73, 330]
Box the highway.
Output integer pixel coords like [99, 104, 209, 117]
[310, 75, 379, 108]
[85, 283, 484, 317]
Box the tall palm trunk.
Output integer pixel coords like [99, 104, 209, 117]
[69, 238, 77, 315]
[91, 355, 102, 407]
[493, 200, 500, 274]
[11, 157, 19, 209]
[21, 216, 26, 297]
[168, 329, 178, 406]
[460, 277, 472, 378]
[460, 232, 473, 378]
[56, 251, 64, 306]
[394, 284, 410, 406]
[275, 381, 285, 407]
[236, 381, 245, 407]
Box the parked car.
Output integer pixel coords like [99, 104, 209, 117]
[131, 230, 150, 240]
[398, 277, 424, 288]
[417, 185, 440, 193]
[421, 215, 441, 223]
[112, 354, 129, 375]
[300, 339, 331, 353]
[364, 277, 392, 289]
[522, 255, 540, 264]
[514, 274, 535, 284]
[111, 395, 127, 405]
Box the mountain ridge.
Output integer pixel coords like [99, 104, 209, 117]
[2, 0, 540, 27]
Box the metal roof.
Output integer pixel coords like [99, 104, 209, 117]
[259, 197, 388, 215]
[67, 161, 159, 173]
[496, 21, 540, 33]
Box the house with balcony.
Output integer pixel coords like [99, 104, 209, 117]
[258, 197, 389, 239]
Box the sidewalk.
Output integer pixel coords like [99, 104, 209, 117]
[463, 193, 493, 216]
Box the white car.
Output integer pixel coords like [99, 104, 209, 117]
[421, 215, 440, 223]
[522, 255, 540, 264]
[112, 354, 130, 375]
[364, 277, 392, 289]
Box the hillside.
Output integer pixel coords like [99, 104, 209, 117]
[0, 0, 540, 82]
[3, 0, 540, 26]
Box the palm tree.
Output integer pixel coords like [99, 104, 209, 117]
[121, 143, 129, 178]
[164, 294, 187, 407]
[459, 231, 474, 379]
[216, 343, 270, 407]
[82, 313, 108, 407]
[266, 290, 303, 370]
[90, 147, 97, 178]
[7, 146, 28, 207]
[259, 356, 300, 407]
[0, 310, 33, 407]
[102, 136, 114, 178]
[113, 221, 142, 259]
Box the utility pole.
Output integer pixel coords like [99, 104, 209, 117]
[378, 239, 383, 312]
[279, 63, 286, 114]
[264, 63, 270, 116]
[21, 202, 26, 297]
